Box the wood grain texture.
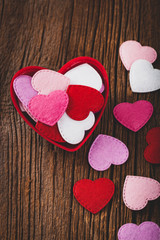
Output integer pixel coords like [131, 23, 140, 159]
[0, 0, 160, 239]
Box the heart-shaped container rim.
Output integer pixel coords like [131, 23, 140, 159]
[10, 56, 109, 152]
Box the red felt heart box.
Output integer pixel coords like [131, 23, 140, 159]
[10, 57, 109, 152]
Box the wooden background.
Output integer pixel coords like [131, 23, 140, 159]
[0, 0, 160, 239]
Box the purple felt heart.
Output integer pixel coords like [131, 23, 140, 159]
[88, 135, 129, 171]
[13, 75, 38, 108]
[118, 222, 160, 240]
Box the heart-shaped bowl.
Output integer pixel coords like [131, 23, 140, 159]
[10, 57, 109, 152]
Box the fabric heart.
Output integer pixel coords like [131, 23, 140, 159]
[113, 100, 153, 132]
[129, 59, 160, 93]
[144, 127, 160, 164]
[66, 85, 104, 120]
[13, 75, 38, 108]
[118, 222, 160, 240]
[64, 63, 103, 91]
[88, 135, 129, 171]
[73, 178, 115, 214]
[35, 122, 65, 142]
[32, 69, 70, 95]
[28, 91, 69, 126]
[123, 175, 160, 210]
[146, 127, 160, 144]
[58, 112, 95, 144]
[119, 40, 157, 70]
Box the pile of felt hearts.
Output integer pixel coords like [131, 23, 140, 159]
[13, 63, 105, 145]
[119, 40, 160, 93]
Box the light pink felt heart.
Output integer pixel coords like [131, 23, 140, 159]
[123, 176, 160, 210]
[113, 100, 153, 132]
[119, 40, 157, 70]
[28, 91, 69, 126]
[31, 69, 70, 95]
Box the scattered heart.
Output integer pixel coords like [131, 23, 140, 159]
[73, 178, 115, 214]
[129, 59, 160, 93]
[88, 134, 129, 171]
[119, 40, 157, 70]
[28, 91, 69, 126]
[32, 69, 70, 95]
[123, 175, 160, 210]
[144, 127, 160, 164]
[66, 85, 104, 120]
[113, 100, 153, 132]
[118, 221, 160, 240]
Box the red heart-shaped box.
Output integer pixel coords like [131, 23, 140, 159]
[10, 57, 109, 152]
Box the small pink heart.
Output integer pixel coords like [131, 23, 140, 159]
[113, 100, 153, 132]
[119, 40, 157, 70]
[123, 176, 160, 210]
[31, 70, 70, 95]
[28, 91, 69, 126]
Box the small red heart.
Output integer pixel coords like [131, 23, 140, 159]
[73, 178, 115, 214]
[35, 122, 65, 142]
[66, 85, 104, 120]
[10, 57, 109, 152]
[144, 127, 160, 164]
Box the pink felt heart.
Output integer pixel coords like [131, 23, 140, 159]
[13, 75, 38, 108]
[113, 100, 153, 132]
[88, 135, 129, 171]
[28, 91, 69, 126]
[123, 176, 160, 210]
[31, 69, 70, 95]
[119, 40, 157, 70]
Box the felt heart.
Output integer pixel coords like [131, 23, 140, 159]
[144, 127, 160, 164]
[64, 63, 103, 91]
[123, 175, 160, 210]
[73, 178, 115, 214]
[88, 134, 129, 171]
[58, 112, 95, 144]
[113, 100, 153, 132]
[32, 69, 70, 95]
[35, 122, 65, 142]
[18, 100, 25, 112]
[118, 222, 160, 240]
[28, 91, 69, 126]
[146, 127, 160, 144]
[13, 75, 38, 108]
[66, 85, 104, 120]
[129, 59, 160, 93]
[119, 40, 157, 70]
[10, 57, 109, 152]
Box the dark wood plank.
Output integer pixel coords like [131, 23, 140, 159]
[0, 0, 160, 239]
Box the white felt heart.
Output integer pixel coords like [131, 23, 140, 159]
[58, 112, 95, 144]
[64, 63, 103, 91]
[130, 59, 160, 93]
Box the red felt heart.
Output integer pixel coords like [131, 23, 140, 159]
[144, 127, 160, 164]
[35, 122, 65, 142]
[73, 178, 115, 214]
[10, 57, 109, 152]
[66, 85, 104, 120]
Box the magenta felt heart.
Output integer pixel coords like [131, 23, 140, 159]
[13, 75, 38, 108]
[119, 40, 157, 70]
[28, 91, 69, 126]
[113, 100, 153, 132]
